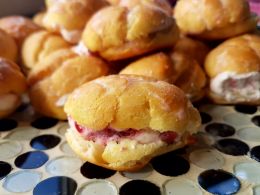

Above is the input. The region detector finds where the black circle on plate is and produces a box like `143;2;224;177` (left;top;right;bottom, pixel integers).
200;112;212;124
235;105;257;114
80;162;116;179
250;145;260;162
119;180;161;195
0;119;18;131
30;134;61;150
15;151;48;169
31;117;59;129
252;115;260;127
151;151;190;176
15;103;29;112
205;123;235;137
33;176;77;195
198;169;240;195
0;161;12;180
215;138;250;156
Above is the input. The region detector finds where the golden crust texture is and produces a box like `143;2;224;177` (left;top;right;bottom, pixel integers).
28;48;110;119
65;74;201;133
0;29;18;62
66;127;188;171
120;52;207;102
174;0;258;40
82;5;179;61
205;34;260;78
0;58;27;118
174;36;210;65
0;16;41;48
22;30;71;69
43;0;108;43
107;0;172;15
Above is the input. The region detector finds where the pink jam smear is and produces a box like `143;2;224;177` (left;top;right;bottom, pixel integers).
70;117;178;145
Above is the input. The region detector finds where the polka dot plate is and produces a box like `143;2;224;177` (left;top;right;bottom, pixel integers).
0;104;259;195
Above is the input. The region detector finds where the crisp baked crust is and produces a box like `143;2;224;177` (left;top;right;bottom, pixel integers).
43;0;108;43
28;48;109;119
0;16;41;48
82;5;179;60
205;34;260;78
65;74;201;133
174;0;258;40
22;30;71;69
0;29;18;62
0;58;27;118
120;52;207;102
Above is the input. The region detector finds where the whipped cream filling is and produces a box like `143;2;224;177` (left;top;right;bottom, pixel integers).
210;72;260;102
72;42;89;56
68;117;180;146
60;28;82;44
0;93;19;111
55;94;69;107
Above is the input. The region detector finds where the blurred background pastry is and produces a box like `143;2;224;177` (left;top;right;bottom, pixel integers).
106;0;173;15
64;74;201;171
33;11;46;27
0;58;27;118
174;36;210;66
0;16;41;49
82;3;179;61
28;48;110;120
43;0;108;44
204;34;260;105
0;29;18;62
120;51;207;102
22;30;71;69
174;0;258;40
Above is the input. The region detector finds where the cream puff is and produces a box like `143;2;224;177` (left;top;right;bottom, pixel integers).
120;52;207;102
22;30;71;69
82;4;179;61
0;29;18;62
204;34;260;105
0;58;27;118
0;16;41;48
28;48;110;120
64;74;201;171
43;0;108;43
174;0;258;40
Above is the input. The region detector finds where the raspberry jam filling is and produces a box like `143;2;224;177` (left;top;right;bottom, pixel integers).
69;117;179;145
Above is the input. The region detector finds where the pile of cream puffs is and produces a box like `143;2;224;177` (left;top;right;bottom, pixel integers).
0;0;259;171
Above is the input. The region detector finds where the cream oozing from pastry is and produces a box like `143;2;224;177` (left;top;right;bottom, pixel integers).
0;93;19;111
72;42;89;56
60;28;81;43
210;72;260;102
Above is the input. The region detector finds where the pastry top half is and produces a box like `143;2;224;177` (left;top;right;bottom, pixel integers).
22;30;71;69
43;0;108;43
174;0;258;40
0;29;18;62
28;48;110;119
65;74;201;133
0;16;41;48
82;4;179;60
205;34;260;78
204;34;260;104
